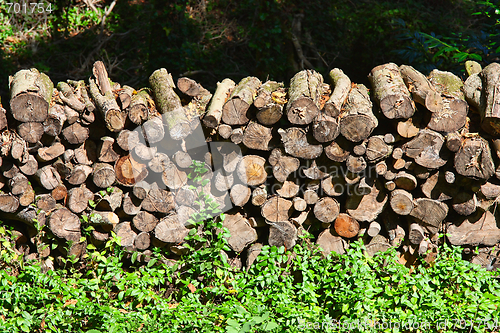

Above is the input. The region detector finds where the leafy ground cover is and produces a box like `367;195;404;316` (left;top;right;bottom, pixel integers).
0;225;499;332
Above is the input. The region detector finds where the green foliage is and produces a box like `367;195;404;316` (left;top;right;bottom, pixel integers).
0;210;499;333
395;0;500;75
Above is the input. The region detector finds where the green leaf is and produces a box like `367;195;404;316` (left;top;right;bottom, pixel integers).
131;251;138;264
264;321;279;331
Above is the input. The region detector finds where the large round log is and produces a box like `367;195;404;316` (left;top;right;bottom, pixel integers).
222;77;261;125
114;155;148;186
49;208;81;242
368;62;415;119
9;68;53;122
261;196;292;222
339;84;378;142
237;155;267;186
286;70;323;125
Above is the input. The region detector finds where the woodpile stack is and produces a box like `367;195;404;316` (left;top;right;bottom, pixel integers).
3;60;500;270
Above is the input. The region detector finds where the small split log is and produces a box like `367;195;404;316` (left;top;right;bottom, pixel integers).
230;184;251;207
242;122;273;151
90;62;126;132
324;68;351;117
133;211;159;233
390;189;413;215
48;208;81;242
316;228;346;256
254;81;286;126
203;78;235;128
399;65;442;112
222;213;258;252
447;211;500;246
154;214;189;243
92;163;116;188
276;181;300;198
268;148;300;183
278;127;323;159
267;221;297;249
454;136;495;180
115;155;148;186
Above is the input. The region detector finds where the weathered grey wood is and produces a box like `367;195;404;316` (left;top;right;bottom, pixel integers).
324;68;351;117
222;213;258;252
268;148;300;183
369;63;415;119
142;116;165;144
92;163;116;188
316;228;346;256
62;122;89;145
97;137;120;163
242;122;272;150
48;208;81;242
254;81;285;126
452;192;477;216
400;65;442;112
410;198;448;229
390;189;413;215
127;89;149;125
222;76;261;125
162;162;188;190
230;184;251;207
286;70;323;125
261;196;292;222
203;78;235;128
114;222;137;250
9;68;53;122
67;185;94;214
133;211;159;233
268;221;297;249
447;211;500;246
149;68;191;140
366;136;392;163
57;81;85;112
141;184;174;214
402;129;447;169
18;122;44;143
454;136;495;180
90;62;126;132
154;214;189;243
278;127;322;159
346;180;387;222
276;181;300;198
339;84;377;142
116;129;140;151
37;142;65;162
313;197;340;223
34;165;61;190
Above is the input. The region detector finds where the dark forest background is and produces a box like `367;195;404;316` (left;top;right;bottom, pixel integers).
1;0;499;100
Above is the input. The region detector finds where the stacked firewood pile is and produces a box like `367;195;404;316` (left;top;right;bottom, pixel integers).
2;60;500;270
